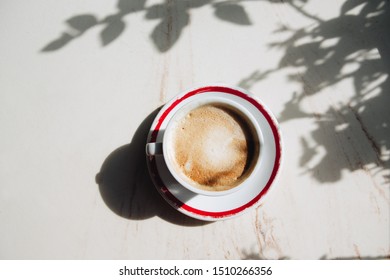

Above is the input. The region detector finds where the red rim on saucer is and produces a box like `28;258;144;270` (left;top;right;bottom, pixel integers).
146;85;282;221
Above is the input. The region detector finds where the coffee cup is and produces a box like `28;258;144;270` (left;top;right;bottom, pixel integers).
146;87;263;196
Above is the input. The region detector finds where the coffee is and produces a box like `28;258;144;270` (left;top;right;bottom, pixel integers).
170;103;259;192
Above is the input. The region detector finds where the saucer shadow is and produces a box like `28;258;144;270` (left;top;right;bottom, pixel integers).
95;107;211;226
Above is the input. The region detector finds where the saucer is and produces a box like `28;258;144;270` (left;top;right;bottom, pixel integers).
146;85;282;221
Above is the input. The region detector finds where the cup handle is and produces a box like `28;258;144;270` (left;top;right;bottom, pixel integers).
146;142;163;156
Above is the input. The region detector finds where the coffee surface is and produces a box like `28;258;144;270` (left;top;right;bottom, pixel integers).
172;104;258;191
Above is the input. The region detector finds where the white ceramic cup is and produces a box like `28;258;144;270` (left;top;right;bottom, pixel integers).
146;90;263;196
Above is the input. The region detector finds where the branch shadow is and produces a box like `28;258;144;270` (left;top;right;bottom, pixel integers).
240;0;390;184
240;250;390;260
95;106;210;226
320;254;390;260
42;0;147;51
41;0;253;53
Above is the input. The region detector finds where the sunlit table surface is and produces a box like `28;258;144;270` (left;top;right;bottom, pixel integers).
1;0;389;259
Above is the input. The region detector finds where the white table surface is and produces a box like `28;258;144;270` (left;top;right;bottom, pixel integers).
1;0;389;259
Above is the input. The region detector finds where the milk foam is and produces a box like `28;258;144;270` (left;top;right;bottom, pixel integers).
171;104;258;191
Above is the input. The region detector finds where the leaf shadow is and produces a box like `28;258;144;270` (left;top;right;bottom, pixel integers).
41;0;253;53
239;0;390;184
42;14;98;51
213;2;252;25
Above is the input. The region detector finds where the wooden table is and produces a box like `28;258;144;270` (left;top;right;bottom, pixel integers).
1;0;389;259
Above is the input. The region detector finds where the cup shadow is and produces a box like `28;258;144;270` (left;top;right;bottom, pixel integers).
95;106;211;226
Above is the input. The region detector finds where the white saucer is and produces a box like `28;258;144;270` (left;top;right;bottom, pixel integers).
146;85;282;221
